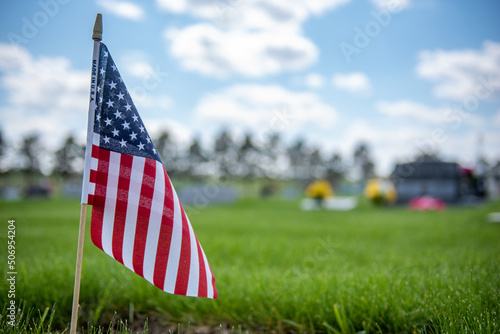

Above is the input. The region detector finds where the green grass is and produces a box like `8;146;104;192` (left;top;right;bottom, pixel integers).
0;197;499;333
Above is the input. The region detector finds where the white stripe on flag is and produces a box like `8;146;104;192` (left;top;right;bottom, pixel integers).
122;156;146;270
88;182;95;197
91;157;98;170
92;133;100;145
81;133;100;204
163;185;183;293
101;151;121;256
185;216;200;297
142;161;166;283
87;156;98;198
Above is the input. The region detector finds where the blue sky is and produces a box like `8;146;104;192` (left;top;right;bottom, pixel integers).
0;0;499;175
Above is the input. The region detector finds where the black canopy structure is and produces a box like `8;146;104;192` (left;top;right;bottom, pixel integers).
391;156;463;204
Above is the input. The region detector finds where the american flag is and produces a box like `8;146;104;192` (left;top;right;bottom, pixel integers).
82;43;217;299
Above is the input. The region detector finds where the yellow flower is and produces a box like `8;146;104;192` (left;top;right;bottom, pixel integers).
364;178;397;204
306;179;334;199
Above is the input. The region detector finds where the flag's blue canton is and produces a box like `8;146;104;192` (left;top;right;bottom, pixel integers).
94;43;161;162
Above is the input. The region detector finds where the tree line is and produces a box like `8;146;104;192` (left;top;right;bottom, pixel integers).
0;128;377;186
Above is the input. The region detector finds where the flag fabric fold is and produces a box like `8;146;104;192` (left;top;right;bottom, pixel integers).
82;42;217;299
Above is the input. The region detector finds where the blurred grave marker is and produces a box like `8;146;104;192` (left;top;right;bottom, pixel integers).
178;184;238;206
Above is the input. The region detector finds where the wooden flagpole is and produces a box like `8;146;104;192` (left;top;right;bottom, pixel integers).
70;13;102;334
69;204;87;334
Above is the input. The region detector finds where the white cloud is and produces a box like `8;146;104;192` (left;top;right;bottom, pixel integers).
376;99;485;127
332;72;372;96
416;41;500;101
376;100;444;123
304;73;325;89
116;51;172;115
320;118;500;176
144;118;193;149
193;84;338;135
159;0;352;78
316;120;427;175
96;0;145;21
133;94;173;115
126;61;154;79
0;43;89;147
156;0;350;30
370;0;411;12
120;50;156;79
434;130;500;168
0;47;88;110
494;110;500;126
0;43;178;172
165;24;318;78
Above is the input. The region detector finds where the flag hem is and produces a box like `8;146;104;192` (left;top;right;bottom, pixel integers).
81;40;102;204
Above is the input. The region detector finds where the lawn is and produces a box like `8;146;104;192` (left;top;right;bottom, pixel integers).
0;197;499;333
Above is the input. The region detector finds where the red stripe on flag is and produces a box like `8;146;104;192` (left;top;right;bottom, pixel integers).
90;148;111;251
132;158;157;277
92;144;100;158
174;205;192;296
210;262;218;299
152;170;175;290
111;154;133;264
90;169;97;183
195;237;208;298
